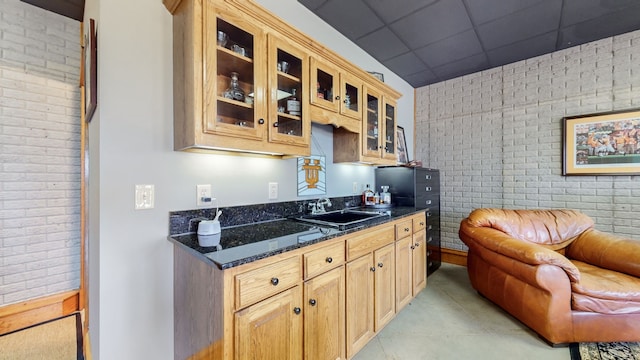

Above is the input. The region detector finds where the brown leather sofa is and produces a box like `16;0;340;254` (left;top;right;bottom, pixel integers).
458;208;640;345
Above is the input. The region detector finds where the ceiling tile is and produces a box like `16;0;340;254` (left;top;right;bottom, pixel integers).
464;0;546;25
363;0;437;24
561;0;639;26
414;30;483;68
315;0;384;39
297;0;328;11
356;27;410;61
476;0;561;49
431;53;489;81
382;52;427;77
486;31;557;67
389;0;472;49
559;6;640;48
403;69;439;88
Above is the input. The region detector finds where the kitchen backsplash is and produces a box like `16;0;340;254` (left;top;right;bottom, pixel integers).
169;195;362;235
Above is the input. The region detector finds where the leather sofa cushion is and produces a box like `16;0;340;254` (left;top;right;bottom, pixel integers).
571;260;640;314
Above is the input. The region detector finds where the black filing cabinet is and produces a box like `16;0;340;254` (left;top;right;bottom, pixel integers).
375;166;441;275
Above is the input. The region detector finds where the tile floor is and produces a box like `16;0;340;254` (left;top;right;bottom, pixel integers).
353;263;570;360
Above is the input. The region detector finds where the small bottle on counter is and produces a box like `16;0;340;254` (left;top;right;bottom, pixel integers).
381;186;391;205
362;184;375;206
373;192;380;204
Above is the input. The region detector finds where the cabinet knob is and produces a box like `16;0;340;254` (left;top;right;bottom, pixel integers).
377;262;383;268
273;122;279;127
404;227;410;232
258;118;265;124
309;299;317;306
410;245;415;250
370;267;376;272
415;242;420;247
335;95;340;100
420;222;425;226
325;257;333;263
293;307;301;315
270;277;279;286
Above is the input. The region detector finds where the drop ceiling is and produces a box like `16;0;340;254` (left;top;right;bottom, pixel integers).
298;0;640;88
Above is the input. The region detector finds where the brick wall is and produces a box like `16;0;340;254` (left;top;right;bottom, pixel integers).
0;0;81;305
416;30;640;251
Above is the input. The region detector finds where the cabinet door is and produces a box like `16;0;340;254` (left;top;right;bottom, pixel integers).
267;35;310;148
339;72;362;120
310;58;340;113
235;286;302;360
345;254;374;358
205;9;267;141
412;229;427;295
395;236;413;312
304;267;345;360
362;86;382;158
382;99;397;161
374;244;395;331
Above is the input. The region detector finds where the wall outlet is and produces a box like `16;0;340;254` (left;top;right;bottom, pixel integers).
268;182;278;200
135;184;155;210
196;184;212;206
353;182;359;194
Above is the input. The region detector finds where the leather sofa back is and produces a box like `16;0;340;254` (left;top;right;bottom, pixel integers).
465;208;594;248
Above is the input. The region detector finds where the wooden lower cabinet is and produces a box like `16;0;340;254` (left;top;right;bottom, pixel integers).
412;229;427;295
345;243;395;358
304;266;345;360
235;286;303;360
395;235;413;311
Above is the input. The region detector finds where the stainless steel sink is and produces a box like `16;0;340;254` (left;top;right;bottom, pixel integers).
294;209;390;230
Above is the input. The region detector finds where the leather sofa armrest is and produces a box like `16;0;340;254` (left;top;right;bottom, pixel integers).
460;224;581;282
567;229;640;278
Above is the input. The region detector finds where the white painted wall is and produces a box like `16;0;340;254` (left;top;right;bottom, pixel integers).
85;0;414;358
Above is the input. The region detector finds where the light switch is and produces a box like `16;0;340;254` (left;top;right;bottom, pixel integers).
135;184;155;210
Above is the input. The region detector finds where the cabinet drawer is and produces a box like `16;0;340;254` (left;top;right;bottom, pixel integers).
304;241;345;279
412;215;426;233
235;256;301;310
347;224;394;260
395;219;413;240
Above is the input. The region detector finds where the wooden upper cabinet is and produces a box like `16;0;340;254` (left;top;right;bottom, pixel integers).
267;34;310;148
206;11;266;141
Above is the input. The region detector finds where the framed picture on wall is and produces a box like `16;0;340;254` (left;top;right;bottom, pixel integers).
396;126;408;164
562;109;640;175
84;18;97;122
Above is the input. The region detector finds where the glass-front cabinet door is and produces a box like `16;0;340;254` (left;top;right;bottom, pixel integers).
363;87;382;158
382;100;397;160
310;58;339;113
268;35;310;147
205;11;266;141
340;72;362;120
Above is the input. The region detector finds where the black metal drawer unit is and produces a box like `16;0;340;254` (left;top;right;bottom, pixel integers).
375;166;441;275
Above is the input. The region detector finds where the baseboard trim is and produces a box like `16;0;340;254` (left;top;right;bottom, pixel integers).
441;248;468;267
0;290;79;335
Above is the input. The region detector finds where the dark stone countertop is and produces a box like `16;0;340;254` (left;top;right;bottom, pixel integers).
168;206;424;270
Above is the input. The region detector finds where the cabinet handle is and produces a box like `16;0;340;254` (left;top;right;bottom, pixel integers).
425;187;432;191
273;122;279;127
425;175;432;180
293;307;301;315
428;236;433;243
378;262;383;268
270;277;279;286
325;256;333;263
309;299;317;306
428;225;433;230
258;118;264;124
427;212;432;217
426;200;432;205
370;267;376;272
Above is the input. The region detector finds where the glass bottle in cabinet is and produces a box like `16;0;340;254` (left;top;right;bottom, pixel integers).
268;35;309;147
207;14;265;141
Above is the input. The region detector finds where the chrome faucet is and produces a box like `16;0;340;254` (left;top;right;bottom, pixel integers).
308;197;332;215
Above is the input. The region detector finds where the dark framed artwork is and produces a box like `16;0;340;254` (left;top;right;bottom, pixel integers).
396;126;408;164
562;109;640;175
84;18;97;122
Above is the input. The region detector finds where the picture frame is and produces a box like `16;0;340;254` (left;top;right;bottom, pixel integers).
562;109;640;175
84;18;97;123
396;126;409;164
368;71;384;82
